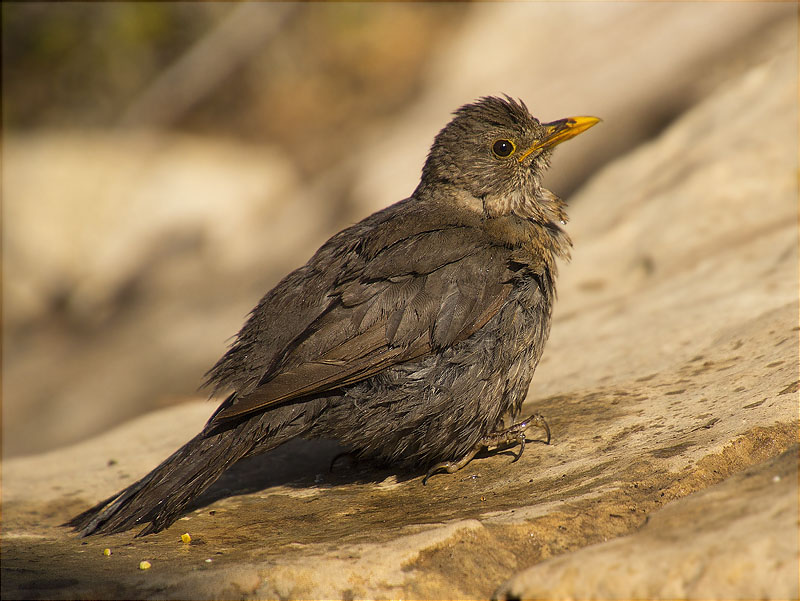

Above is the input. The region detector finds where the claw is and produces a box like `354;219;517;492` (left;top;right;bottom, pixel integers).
422;413;551;484
511;436;525;463
535;414;552;445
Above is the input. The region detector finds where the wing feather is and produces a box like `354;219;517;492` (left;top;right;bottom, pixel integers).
207;208;517;426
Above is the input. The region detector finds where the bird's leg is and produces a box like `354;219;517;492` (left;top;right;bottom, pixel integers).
423;413;551;485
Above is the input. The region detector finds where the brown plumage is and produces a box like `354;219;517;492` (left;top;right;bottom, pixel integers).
67;96;599;537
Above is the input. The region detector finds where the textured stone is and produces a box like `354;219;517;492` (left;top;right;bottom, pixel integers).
496;448;798;600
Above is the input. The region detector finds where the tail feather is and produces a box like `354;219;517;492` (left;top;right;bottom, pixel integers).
67;426;258;537
67;396;325;537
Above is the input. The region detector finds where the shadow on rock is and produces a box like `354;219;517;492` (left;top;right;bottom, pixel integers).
190;438;415;511
189;435;552;514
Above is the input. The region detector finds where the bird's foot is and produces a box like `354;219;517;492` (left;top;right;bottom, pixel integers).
422;413;551;485
485;412;551;460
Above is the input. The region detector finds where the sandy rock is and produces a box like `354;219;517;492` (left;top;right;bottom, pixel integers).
2;13;798;601
495;448;798;600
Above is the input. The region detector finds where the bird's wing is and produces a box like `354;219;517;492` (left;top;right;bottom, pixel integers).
207;222;515;426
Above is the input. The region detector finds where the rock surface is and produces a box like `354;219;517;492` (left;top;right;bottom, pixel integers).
2;13;798;601
496;448;798;600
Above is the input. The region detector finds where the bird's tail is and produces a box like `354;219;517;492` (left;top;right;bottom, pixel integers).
66;417;276;537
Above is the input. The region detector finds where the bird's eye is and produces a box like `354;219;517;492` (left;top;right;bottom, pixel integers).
492;139;515;158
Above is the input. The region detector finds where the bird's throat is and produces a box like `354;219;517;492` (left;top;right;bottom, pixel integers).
483;187;572;263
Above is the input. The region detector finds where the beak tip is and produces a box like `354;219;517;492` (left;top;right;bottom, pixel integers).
568;115;602;128
519;115;601;161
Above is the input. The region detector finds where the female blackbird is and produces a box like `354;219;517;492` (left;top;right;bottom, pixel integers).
69;96;598;536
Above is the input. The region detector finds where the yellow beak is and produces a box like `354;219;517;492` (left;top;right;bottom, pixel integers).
518;116;601;162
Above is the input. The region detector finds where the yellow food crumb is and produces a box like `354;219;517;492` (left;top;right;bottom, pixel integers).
181;533;191;544
103;548;112;556
139;560;152;570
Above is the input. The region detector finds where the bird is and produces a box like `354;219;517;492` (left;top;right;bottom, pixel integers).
67;96;599;537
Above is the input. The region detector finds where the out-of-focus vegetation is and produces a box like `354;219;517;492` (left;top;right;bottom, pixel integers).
3;4;225;126
2;3;465;173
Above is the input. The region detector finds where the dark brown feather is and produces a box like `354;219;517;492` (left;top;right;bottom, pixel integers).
208;230;514;424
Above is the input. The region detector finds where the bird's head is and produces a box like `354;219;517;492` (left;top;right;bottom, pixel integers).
419;96;599;221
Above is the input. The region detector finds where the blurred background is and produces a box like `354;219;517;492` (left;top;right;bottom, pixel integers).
2;2;794;457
